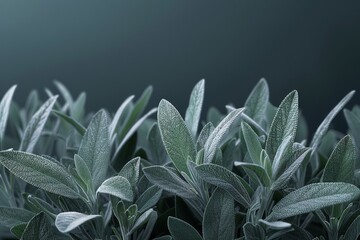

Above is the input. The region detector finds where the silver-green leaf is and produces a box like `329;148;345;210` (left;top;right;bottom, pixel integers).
158;99;196;175
0;85;16;146
168;217;202;240
185;79;205;138
268;182;360;220
244;78;269;122
96;176;134;202
55;211;101;233
0;150;79;198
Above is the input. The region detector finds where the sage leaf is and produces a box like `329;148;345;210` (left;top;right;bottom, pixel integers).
96;176;134;202
271;148;311;190
119;157;140;188
235;162;271;187
143;165;198;199
265;90;298;160
258;219;291;230
196;163;251;208
21;212;61;240
55;211;101;233
0;85;16;146
79;109;110;189
0;207;34;228
203;188;234;240
0;150;79;198
244;78;269;122
109;95;134;139
243;223;266;240
196;122;214;151
74;154;91;187
268;182;360;220
135;185;163;213
158;99;196;175
168;217;202;240
20;95;58;153
52;110;86;136
185;79;205;138
204;107;245;163
322;135;355;183
310;91;355;154
241;122;262;165
342;215;360;240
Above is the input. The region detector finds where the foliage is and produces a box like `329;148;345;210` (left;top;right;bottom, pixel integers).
0;80;359;240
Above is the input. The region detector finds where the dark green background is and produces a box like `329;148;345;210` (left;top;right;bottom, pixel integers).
1;1;360;133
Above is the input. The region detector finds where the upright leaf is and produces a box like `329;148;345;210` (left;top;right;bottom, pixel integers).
322;135;355;183
342;215;360;240
241;122;262;165
204;108;245;163
21;212;63;240
158;99;196;175
0;85;16;146
244;78;269;122
185;79;205;138
0;150;79;198
55;211;101;233
196;122;214;151
203;188;234;240
79;110;110;189
243;223;266;240
119;157;140;187
20;96;58;153
310;91;355;154
168;217;202;240
109;95;135;139
265;90;298;160
196;163;251;207
268;182;360;220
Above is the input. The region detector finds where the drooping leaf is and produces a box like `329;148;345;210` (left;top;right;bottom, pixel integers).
310;91;355;154
342;215;360;240
0;85;16;146
244;78;269;122
168;217;202;240
52;110;86;136
55;211;101;233
195;163;251;207
241;122;263;165
0;207;34;228
0;150;79;198
268;182;360;220
204;108;245;163
96;176;134;202
20;95;58;153
203;188;234;240
158;99;196;175
79;109;110;189
143;165;198;199
185;79;205;138
265;90;298;160
322;135;355;183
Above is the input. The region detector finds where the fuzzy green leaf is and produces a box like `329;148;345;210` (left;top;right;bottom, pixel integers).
158;99;196;175
310;91;355;154
79;109;111;189
74;154;91;187
143;165;198;199
241;122;263;165
265;90;298;160
55;211;101;233
0;207;34;228
244;78;269;122
96;176;134;202
20;95;58;153
243;223;265;240
196;163;251;207
235;162;271;187
168;217;202;240
204;108;245;163
109;95;134;139
203;188;234;240
135;185;163;213
268;182;360;220
342;215;360;240
21;212;60;240
52;110;86;136
0;150;79;198
322;135;355;183
0;85;16;146
185;79;205;138
119;157;140;188
258;219;291;230
196;122;214;151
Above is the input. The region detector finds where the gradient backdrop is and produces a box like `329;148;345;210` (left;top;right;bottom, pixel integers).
1;1;360;133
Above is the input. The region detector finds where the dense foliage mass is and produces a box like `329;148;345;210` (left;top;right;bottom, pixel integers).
0;80;359;240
